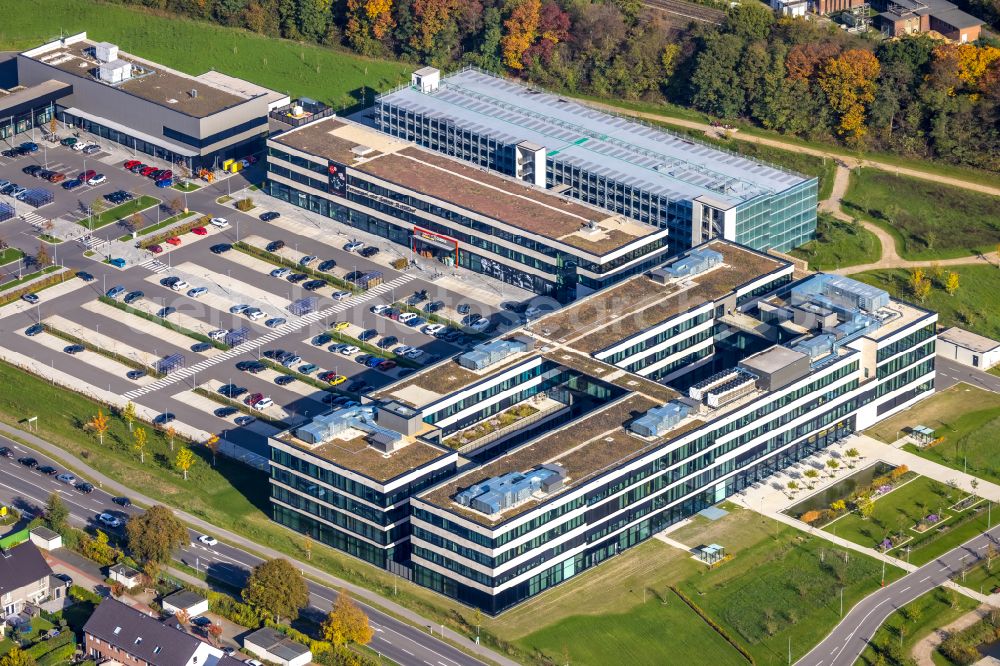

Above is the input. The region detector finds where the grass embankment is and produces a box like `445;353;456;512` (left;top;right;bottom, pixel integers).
0;248;25;265
97;296;229;350
41;324;164;377
856;587;978;666
0;265;62;291
842;169;1000;261
855;267;1000;340
789;212;881;270
0;0;411;109
83;196;160;230
867;384;1000;487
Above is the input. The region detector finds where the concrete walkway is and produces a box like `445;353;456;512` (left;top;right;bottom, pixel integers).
0;419;517;666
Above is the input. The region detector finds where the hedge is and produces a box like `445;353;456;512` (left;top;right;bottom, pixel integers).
138;213;208;249
233;242;362;294
192;387;290;429
42;324;165;378
0;268;71;307
26;630;75;659
670;586;755;665
38;642;77;666
69;585;102;605
98;296;229;350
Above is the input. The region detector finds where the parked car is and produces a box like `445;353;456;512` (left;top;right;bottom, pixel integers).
377;336;399;349
123;290;143;304
129;163;147;173
358;329;378;342
140;166;156;177
170;279;189;291
260;211;280;222
157;306;176;317
165;236;182;246
123;159;140;169
61;178;81;190
218;384;247;398
360;247;380;258
191;342;212;352
149;244;163;254
187;287;208;298
298;363;318;374
214;406;239;418
153;412;176;425
155;178;173;188
76;271;95;282
287;273;308;284
82;144;101;155
87;174;106;186
21;293;39;304
126;370;146;380
191;226;208;235
25;324;44;337
377;360;397;371
252;397;274;410
275;375;296;386
299;255;318;266
229;304;250;314
234;416;256;426
266;240;285;252
344;241;364;252
80;170;97;182
270;267;291;278
61;137;79;147
208;329;228;341
332;291;351;300
317;259;337;272
210;217;229;228
265;318;287;328
63;345;85;355
210;243;232;255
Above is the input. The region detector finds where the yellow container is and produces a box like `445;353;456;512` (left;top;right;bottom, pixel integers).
232;162;242;173
222;159;234;171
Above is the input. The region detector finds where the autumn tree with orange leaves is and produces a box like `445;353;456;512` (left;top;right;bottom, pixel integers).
345;0;395;56
818;49;880;147
501;0;540;70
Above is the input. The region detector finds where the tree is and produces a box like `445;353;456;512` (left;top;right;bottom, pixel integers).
830;499;847;512
175;447;195;480
205;434;219;466
321;589;373;646
206;622;223;645
724;2;773;41
90;197;106;231
944;271;960;295
89;410;110;445
133;427;148;463
174;609;190;627
345;0;395;56
304;536;312;561
170;197;184;215
857;494;875;520
690;34;746;119
0;646;37;666
913;277;932;303
818;49;881;146
501;0;540;70
123;401;136;433
46;492;69;533
35;242;49;268
126;505;187;566
242;559;310;623
787;481;799;491
827;459;840;472
846;447;860;461
166;425;177;452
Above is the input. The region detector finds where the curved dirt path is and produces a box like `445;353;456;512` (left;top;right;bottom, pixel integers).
580;100;1000;197
912;605;990;666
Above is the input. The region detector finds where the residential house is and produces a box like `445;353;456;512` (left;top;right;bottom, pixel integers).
0;542;63;615
243;627;312;666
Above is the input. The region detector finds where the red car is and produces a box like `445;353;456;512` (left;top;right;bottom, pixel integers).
80;170;96;182
149;244;163;254
165;236;182;246
318;371;337;382
191;227;208;236
244;392;263;406
123;160;140;169
140;166;157;177
48;172;66;183
155;170;173;181
377;360;397;371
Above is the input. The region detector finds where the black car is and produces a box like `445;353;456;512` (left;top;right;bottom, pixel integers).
359;247;380;258
76;482;94;493
377;336;398;349
462;313;482;325
302;279;325;291
263;349;285;360
18;457;38;468
424;300;444;313
157;306;176;317
457;303;472;315
153;412;176;425
210;243;231;254
312;334;332;346
347;380;370;392
123;290;143;304
218;384;247;398
235;360;257;371
287;273;308;284
358;329;378;342
25;323;44;336
112;496;132;507
317;260;337;272
38;465;58;475
214;406;239;417
275;375;296;386
64;344;85;354
260;211;280;222
265;240;285;252
161;276;180;287
0;447;12;458
76;271;95;282
22;165;42;176
191;342;212;352
126;370;146;380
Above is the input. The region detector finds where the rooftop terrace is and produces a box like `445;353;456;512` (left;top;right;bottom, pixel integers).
22;35;254;117
270;117;662;256
535;241;788;352
274;431;448;483
377;68;810;206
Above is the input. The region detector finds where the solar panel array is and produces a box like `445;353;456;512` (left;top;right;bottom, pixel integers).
378;68;809;205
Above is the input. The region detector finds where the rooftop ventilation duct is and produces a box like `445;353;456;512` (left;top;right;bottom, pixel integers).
457;339;528;371
630;401;690;438
455;464;567;514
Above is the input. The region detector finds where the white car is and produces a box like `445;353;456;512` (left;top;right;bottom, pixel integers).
270;268;291;278
394;345;416;355
86;174;107;186
370;304;389;315
209;217;229;229
252;397;273;410
423;324;445;335
397;312;417;324
98;513;121;528
170;279;189;292
246;310;268;322
198;535;218;546
339;345;359;355
405;349;426;360
332;291;351;301
187;287;208;298
299;255;318;266
71;141;90;152
469;318;491;332
244;660;264;666
208;329;227;341
344;241;364;252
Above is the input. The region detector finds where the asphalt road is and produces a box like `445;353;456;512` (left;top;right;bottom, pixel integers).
0;434;488;666
798;524;1000;665
935;356;1000;393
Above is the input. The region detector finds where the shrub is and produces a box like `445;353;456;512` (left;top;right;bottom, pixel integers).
26;630;74;659
69;585;103;605
390;258;408;270
207;590;264;629
890;465;909;480
235;198;255;211
800;510;822;523
0;269;70;306
38;642;76;666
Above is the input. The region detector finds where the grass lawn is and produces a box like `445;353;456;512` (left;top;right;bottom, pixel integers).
172;182;201;192
0;0;411;109
0;248;25;265
789;212;881;270
83;196;159;230
510;505;902;666
857;587;978;666
854;267;1000;341
841;169;1000;260
117;211;197;241
0;265;62;291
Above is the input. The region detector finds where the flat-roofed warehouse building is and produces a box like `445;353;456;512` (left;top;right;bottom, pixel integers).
374;67;818;255
269;240;937;614
17;33;284;169
266;116;672;300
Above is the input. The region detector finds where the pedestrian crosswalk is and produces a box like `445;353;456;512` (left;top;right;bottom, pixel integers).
20;211;47;228
80;235;104;250
121;274;413;399
140;258;168;273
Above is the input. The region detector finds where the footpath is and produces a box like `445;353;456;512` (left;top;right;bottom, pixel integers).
0;419;518;666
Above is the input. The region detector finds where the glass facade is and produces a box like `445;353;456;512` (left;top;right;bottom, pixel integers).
0;104;54;140
734;179;818;253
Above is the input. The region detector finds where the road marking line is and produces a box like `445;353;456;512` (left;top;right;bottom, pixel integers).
920;576;930;582
939;566;949;571
900;586;910;592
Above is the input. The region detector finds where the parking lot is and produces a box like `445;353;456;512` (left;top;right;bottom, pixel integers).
0;129;541;459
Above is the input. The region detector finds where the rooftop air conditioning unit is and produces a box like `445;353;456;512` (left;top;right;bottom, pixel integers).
189;89;198;98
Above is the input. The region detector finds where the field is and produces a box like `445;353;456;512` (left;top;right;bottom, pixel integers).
789;212;881;270
857;587;978;666
84;196;160;230
841;169;1000;261
0;0;412;109
511;506;902;666
855;267;1000;341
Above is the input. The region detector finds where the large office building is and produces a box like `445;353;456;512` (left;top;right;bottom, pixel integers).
269;240;936;613
374;68;818;255
266;116;672;300
17;33;287;169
